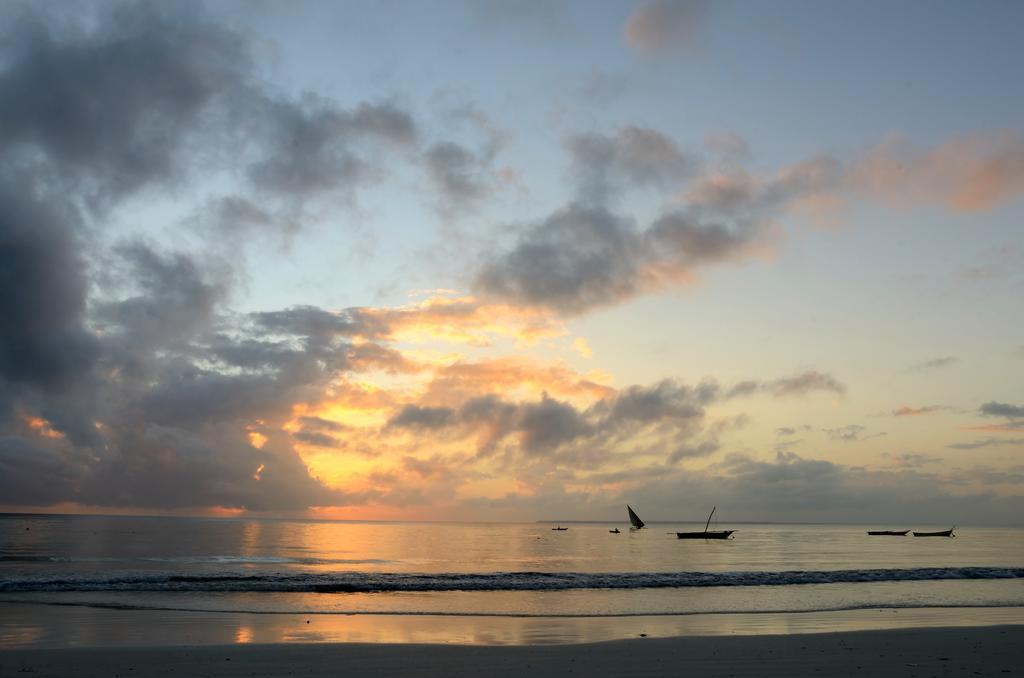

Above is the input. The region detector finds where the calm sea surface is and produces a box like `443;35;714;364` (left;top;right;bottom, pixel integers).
2;514;1023;645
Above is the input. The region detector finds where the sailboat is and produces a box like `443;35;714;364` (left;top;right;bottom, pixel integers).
676;506;735;540
627;505;645;530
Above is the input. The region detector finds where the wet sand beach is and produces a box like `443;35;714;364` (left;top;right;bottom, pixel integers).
2;626;1022;678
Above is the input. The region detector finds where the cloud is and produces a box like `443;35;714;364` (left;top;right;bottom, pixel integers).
979;402;1024;419
849;132;1024;212
728;371;846;399
565;125;696;201
474;202;772;315
823;424;885;443
909;356;958;371
387;405;456;430
624;0;710;55
892;405;947;417
0;3;249;204
948;437;1024;450
0;176;99;392
465;450;1024;525
881;453;942;468
245;98;416;198
704;131;749;159
571;337;594;359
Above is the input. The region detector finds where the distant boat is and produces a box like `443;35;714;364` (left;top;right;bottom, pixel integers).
677;506;735;540
551;526;568;531
913;527;955;537
627;505;645;530
609;528;620;534
867;529;909;536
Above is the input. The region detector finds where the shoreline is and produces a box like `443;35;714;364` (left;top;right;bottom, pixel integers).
2;626;1022;677
2;601;1023;648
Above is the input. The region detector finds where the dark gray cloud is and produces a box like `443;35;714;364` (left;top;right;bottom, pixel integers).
0;0;401;510
95;242;227;347
948;437;1024;450
0;176;99;392
423;141;491;207
422;104;509;212
291;430;341;448
727;371;846;399
474;122;821;315
386;378;726;466
768;371;847;398
246;99;416;197
0;3;249;204
387;405;456;430
474;204;646;314
979;402;1024;420
685;155;842;217
566;125;696;202
252;306;386;344
474;201;771;315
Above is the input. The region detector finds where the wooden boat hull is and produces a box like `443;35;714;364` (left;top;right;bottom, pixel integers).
867;530;909;535
677;530;734;540
913;528;954;537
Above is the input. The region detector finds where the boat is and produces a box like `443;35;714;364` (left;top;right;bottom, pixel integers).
551;526;568;531
867;530;909;536
913;527;955;537
627;505;645;530
609;528;620;534
677;506;735;540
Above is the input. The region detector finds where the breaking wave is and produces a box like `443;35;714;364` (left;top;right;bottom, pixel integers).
2;566;1022;594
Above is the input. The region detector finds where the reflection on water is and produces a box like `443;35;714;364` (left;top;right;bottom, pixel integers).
6;517;1021;576
2;516;1022;648
2;603;1022;649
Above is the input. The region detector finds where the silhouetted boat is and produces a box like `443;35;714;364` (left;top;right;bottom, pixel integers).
867;530;909;536
913;527;955;537
609;528;620;534
627;505;645;530
677;506;735;540
551;526;568;531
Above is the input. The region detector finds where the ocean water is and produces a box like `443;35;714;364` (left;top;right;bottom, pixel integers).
2;514;1023;646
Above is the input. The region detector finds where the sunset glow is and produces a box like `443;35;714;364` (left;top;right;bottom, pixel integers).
0;0;1021;526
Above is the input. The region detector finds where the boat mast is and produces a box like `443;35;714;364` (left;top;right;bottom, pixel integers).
704;506;716;533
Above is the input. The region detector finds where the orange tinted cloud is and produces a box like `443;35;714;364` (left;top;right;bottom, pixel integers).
362;295;565;347
23;415;64;440
850;132;1024;212
420;356;615;406
892;405;946;417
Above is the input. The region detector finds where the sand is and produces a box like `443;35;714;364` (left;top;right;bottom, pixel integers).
2;626;1022;677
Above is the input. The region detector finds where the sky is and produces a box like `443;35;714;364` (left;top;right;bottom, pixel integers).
1;0;1022;524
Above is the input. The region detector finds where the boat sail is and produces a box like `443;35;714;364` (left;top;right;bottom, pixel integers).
627;505;645;530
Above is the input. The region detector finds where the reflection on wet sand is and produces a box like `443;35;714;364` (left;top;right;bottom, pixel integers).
2;603;1023;649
